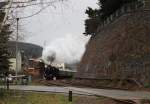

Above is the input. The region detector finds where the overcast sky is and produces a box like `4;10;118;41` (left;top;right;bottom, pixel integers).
16;0;98;63
20;0;98;46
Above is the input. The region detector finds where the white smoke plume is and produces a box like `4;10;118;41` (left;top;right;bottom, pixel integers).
42;34;90;64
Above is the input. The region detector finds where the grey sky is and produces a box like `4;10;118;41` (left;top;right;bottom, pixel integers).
20;0;98;46
16;0;98;63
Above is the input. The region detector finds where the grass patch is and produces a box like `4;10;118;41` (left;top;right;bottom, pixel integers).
0;91;72;104
0;90;106;104
144;83;150;88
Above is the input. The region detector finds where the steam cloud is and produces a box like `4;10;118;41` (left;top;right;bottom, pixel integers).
42;34;90;64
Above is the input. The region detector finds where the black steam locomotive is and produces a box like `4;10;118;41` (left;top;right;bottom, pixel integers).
44;65;59;80
27;59;76;80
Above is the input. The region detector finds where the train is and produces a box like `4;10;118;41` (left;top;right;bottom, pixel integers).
24;58;76;79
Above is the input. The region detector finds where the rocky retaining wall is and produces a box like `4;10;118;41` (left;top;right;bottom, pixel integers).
76;9;150;84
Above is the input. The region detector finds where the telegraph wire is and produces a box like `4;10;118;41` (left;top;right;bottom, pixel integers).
1;0;64;20
8;3;55;20
0;0;64;10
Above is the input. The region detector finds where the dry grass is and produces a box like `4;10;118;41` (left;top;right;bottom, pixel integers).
0;91;71;104
0;90;116;104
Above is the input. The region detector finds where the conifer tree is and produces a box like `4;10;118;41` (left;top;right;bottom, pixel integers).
0;2;11;75
84;0;137;36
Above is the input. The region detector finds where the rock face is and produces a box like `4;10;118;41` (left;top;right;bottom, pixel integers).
76;2;150;83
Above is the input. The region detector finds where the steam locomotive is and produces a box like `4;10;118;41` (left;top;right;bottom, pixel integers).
44;65;59;80
25;59;76;79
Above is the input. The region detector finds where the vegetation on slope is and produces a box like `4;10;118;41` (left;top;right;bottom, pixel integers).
84;0;137;36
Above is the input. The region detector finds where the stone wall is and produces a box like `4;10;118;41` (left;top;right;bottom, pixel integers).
76;8;150;83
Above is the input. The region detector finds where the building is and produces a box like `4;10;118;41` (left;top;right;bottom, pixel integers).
8;41;43;73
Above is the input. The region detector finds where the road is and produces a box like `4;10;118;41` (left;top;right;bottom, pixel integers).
1;85;150;100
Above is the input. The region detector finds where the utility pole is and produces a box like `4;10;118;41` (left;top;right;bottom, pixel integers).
16;17;19;76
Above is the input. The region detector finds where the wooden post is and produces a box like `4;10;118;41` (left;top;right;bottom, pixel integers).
6;77;9;90
68;90;72;102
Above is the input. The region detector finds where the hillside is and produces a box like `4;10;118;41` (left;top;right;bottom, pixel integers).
76;2;150;84
7;41;43;59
